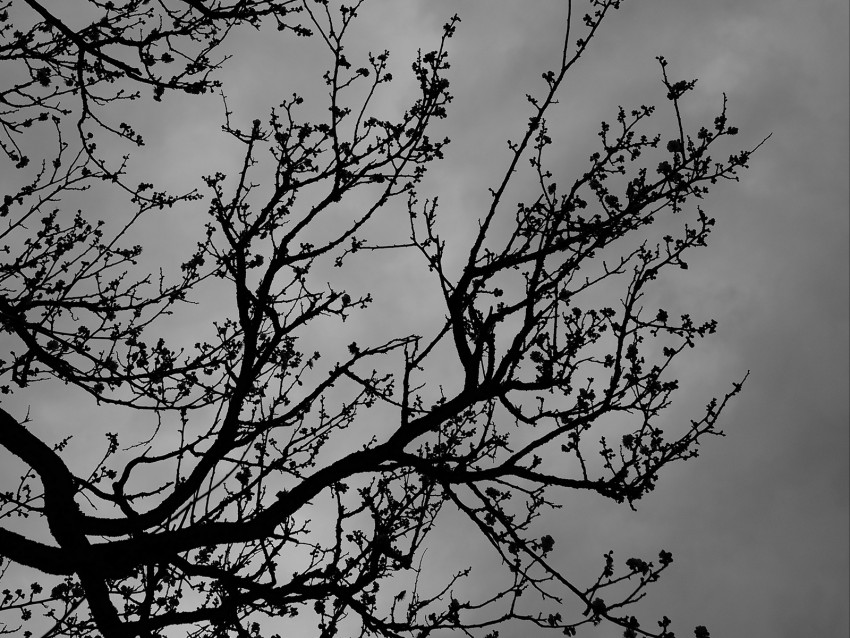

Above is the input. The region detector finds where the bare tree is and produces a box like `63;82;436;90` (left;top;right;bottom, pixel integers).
0;1;764;636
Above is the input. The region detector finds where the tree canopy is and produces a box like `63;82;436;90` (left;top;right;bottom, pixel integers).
0;1;762;636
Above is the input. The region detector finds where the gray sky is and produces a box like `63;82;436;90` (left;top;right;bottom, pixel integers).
2;1;848;636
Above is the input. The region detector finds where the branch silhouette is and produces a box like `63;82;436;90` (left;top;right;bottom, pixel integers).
0;1;764;636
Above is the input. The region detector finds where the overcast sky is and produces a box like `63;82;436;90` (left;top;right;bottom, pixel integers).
2;1;848;636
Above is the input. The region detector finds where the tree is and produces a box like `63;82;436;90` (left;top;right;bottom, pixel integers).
0;1;763;636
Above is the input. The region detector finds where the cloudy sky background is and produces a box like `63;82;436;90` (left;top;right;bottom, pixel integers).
1;0;847;636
